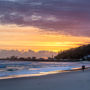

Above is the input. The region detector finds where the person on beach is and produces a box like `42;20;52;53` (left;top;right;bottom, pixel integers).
82;65;85;72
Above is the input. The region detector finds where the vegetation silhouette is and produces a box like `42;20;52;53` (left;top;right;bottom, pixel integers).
55;44;90;61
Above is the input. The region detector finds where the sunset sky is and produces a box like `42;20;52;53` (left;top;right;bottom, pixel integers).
0;0;90;52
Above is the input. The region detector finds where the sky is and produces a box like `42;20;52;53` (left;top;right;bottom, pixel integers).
0;0;90;55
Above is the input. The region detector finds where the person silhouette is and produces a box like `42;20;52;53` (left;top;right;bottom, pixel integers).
82;65;85;72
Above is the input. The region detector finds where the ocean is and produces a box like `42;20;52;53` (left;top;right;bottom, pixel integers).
0;60;90;79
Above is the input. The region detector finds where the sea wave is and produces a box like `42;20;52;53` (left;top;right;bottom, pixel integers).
0;60;90;79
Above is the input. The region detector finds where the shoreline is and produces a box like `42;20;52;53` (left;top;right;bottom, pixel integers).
0;59;89;62
0;68;90;90
0;67;88;80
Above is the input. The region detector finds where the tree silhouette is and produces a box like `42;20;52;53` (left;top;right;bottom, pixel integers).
55;44;90;61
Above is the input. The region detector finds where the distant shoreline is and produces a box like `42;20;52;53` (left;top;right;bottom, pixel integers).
0;59;88;62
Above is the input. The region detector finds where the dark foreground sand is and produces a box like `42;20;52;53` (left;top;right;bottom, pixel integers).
0;69;90;90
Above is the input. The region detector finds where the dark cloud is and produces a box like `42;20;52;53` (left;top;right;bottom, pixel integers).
0;0;90;36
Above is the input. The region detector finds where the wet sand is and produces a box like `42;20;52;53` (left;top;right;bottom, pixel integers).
0;69;90;90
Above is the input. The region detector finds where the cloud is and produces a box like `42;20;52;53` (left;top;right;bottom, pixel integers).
0;49;57;58
0;0;90;36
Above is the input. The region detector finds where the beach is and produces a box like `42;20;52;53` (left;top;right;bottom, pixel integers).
0;69;90;90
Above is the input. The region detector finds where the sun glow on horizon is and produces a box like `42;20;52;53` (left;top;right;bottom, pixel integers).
0;24;90;52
